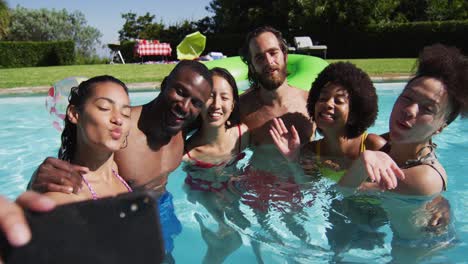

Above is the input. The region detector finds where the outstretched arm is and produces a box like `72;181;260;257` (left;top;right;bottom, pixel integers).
338;150;405;190
28;157;88;194
269;118;301;161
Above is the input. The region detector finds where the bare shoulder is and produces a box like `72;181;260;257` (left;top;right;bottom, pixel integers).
239;90;258;115
398;164;447;196
239;123;249;134
239;89;256;103
365;133;387;151
288;86;309;100
298;88;309;99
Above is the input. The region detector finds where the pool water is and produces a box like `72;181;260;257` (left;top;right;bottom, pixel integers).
0;83;467;263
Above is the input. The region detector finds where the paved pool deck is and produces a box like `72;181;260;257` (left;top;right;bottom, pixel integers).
0;75;411;96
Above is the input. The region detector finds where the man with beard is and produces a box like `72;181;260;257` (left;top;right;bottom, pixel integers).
228;28;318;260
239;26;315;146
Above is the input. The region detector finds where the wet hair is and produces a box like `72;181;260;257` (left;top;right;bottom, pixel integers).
409;44;468;125
160;60;213;92
239;26;288;89
307;62;378;138
211;67;241;128
58;75;129;162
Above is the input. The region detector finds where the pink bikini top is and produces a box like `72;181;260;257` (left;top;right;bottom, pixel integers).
81;169;133;200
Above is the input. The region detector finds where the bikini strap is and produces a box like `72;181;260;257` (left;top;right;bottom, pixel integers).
112;169;133;192
402;144;438;168
315;140;321;161
360;131;368;153
424;164;447;191
402;143;446;191
185;147;194;160
81;174;98;200
81;169;132;200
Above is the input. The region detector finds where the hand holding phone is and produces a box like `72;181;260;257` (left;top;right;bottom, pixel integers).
1;191;164;264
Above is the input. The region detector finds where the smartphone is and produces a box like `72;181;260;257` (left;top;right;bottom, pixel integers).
1;190;165;264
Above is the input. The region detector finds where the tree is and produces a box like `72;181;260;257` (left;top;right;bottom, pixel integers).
118;12;198;42
205;0;468;36
192;16;216;34
0;0;9;39
7;6;102;57
119;12;164;41
206;0;293;34
425;0;468;21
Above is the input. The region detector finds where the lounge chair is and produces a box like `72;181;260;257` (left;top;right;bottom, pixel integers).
293;36;327;59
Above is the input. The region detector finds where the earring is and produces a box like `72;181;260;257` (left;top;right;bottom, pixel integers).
121;135;128;149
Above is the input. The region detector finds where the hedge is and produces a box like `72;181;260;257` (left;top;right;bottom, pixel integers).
0;41;75;68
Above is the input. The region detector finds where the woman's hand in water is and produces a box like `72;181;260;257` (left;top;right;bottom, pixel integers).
0;192;55;262
339;150;405;190
425;195;450;234
269;118;301;161
360;151;405;190
30;157;88;194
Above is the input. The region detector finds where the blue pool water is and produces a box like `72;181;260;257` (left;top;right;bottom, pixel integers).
0;83;467;263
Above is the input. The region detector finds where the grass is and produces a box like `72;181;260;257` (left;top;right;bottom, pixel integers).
0;58;416;89
330;58;417;76
0;64;175;89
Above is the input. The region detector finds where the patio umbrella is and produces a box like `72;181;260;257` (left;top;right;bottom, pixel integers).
177;31;206;60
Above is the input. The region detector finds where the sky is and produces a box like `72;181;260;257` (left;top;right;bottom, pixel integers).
7;0;212;56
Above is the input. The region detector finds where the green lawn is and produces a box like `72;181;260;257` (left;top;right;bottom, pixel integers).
0;64;175;89
0;58;416;89
330;58;417;75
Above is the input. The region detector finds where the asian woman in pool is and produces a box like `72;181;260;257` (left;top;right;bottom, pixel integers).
182;67;250;264
270;62;386;181
183;67;249;189
43;75;132;205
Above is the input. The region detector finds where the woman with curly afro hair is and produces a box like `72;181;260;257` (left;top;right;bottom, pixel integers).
270;62;386;181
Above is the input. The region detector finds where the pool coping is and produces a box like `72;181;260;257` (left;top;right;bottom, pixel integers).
0;75;411;95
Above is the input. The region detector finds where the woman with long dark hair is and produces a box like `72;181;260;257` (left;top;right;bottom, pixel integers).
44;75;132;204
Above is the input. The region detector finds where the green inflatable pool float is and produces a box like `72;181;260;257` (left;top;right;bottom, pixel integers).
204;54;328;91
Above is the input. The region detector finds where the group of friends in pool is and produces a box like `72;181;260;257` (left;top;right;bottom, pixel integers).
1;25;468;263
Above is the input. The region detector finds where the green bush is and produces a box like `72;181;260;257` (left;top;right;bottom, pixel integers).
0;41;75;68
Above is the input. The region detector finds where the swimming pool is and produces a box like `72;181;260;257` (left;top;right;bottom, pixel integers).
0;83;467;263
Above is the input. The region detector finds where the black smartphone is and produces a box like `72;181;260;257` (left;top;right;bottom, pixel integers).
1;190;165;264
